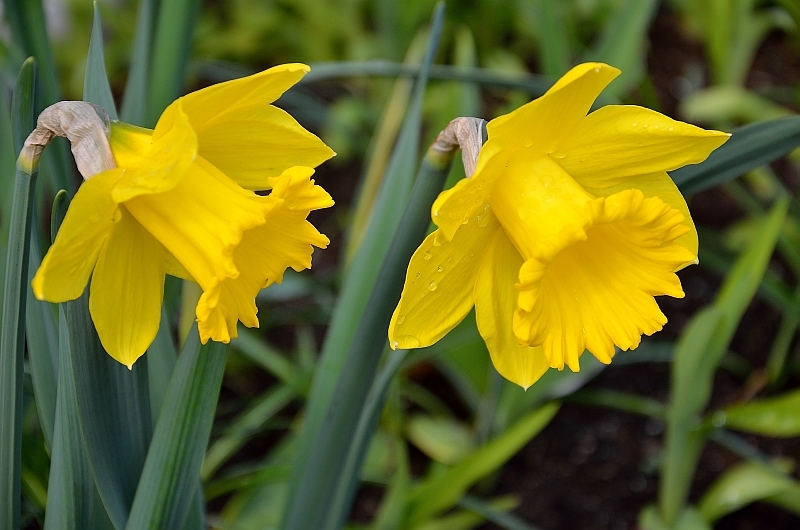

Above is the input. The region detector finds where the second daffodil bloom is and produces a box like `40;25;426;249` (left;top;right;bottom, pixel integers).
389;63;730;389
32;64;334;368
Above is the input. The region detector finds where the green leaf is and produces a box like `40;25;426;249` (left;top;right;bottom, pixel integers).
719;390;800;437
698;462;798;523
2;0;73;194
146;310;177;425
25;228;59;449
42;309;100;530
406;415;475;465
672;116;800;196
146;0;202;126
284;4;447;526
584;0;658;96
202;380;299;481
120;0;158;125
535;0;572;77
125;328;227;530
404;403;559;526
458;495;535;530
659;198;788;525
66;292;153;530
0;57;37;530
639;505;711;530
83;2;118;120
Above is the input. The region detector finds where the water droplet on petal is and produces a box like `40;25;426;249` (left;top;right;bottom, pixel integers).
415;271;421;278
397;315;406;325
668;126;674;132
631;122;638;127
437;266;443;272
427;281;438;291
642;123;649;129
392;341;399;348
424;251;432;261
638;142;644;147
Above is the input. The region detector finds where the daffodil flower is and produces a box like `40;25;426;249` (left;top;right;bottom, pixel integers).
32;64;334;368
389;63;729;389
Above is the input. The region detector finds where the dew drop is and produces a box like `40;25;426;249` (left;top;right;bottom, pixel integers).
424;251;432;261
668;126;674;132
397;315;406;325
642;123;649;129
631;122;638;127
594;67;600;73
392;341;399;349
427;281;438;291
437;266;443;273
446;256;452;262
415;271;421;278
638;142;645;147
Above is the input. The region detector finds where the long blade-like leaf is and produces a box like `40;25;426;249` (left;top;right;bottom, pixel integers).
67;292;153;530
0;57;36;530
286;4;446;520
125;328;227;530
42;309;98;530
84;2;118;119
146;0;202;126
120;0;159;125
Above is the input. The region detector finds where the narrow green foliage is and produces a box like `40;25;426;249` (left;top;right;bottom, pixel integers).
147;0;202;126
672;116;800;195
84;2;119;120
121;0;159;125
458;495;539;530
125;329;227;530
42;309;98;530
404;403;559;526
720;390;800;437
0;57;36;530
285;4;446;523
584;0;658;96
536;0;572;77
659;198;788;524
283;83;454;527
698;462;799;523
146;310;178;425
67;292;152;530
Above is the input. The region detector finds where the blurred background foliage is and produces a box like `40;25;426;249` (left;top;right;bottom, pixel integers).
3;0;800;529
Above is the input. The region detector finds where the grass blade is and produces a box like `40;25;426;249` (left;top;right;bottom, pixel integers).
125;328;228;530
146;0;202;126
672;116;800;195
536;0;572;77
0;57;36;530
67;292;153;530
146;309;177;424
659;198;788;524
121;0;159;125
42;308;97;530
583;0;658;96
84;2;118;120
404;403;559;526
285;3;446;522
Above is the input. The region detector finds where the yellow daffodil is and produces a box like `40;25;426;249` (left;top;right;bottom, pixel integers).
32;64;334;368
389;63;729;389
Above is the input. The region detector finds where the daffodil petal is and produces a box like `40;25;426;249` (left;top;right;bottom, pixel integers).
192;104;334;190
89;207;165;368
124;156;270;290
474;229;549;389
108;121;153;167
196;166;333;343
431;140;507;242
552;105;730;187
389;214;500;350
487;63;620;153
514;189;695;371
31;169;122;303
111;101;198;202
181;63;310;129
584;171;698;260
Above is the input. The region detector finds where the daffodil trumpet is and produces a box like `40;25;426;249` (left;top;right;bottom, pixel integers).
30;64;335;368
389;62;730;389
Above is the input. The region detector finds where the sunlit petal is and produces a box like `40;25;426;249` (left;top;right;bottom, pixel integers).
389;212;500;350
32;169;122;302
89;207;165;368
474;230;550;389
552;105;730;188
